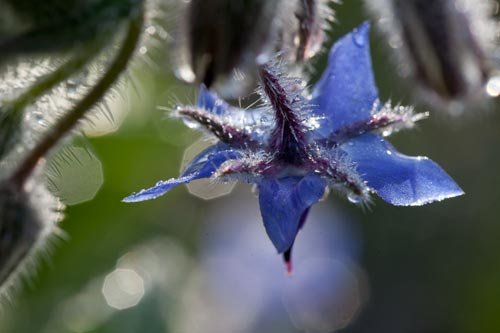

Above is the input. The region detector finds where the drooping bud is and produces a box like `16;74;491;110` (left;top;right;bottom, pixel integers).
172;0;282;97
171;0;335;97
367;0;498;113
0;0;142;63
0;0;84;28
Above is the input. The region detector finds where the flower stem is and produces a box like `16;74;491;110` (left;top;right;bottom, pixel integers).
10;5;144;189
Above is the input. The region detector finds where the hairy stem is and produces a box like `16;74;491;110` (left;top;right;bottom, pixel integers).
0;40;104;159
13;46;103;111
10;5;144;189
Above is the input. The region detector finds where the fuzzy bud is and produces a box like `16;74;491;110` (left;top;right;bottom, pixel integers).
0;0;141;62
172;0;335;97
172;0;282;97
0;179;62;295
0;183;41;287
1;0;84;27
367;0;497;112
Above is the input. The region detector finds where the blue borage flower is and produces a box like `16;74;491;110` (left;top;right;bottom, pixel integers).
124;23;464;272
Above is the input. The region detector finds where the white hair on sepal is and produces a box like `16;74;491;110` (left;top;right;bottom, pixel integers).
0;41;108;167
166;85;275;145
256;59;322;133
0;171;64;304
214;150;271;184
0;58;61;159
315;146;372;207
0;0;153;160
371;99;429;136
330;176;374;212
317;147;374;211
0;58;59;101
0;0;152;299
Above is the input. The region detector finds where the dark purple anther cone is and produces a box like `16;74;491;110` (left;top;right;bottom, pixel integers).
260;65;309;166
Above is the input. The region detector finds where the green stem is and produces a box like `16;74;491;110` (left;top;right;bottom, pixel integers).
11;5;144;189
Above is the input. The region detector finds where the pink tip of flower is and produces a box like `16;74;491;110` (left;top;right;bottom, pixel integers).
286;260;293;276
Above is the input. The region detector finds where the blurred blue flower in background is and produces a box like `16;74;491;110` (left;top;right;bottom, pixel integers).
124;23;463;270
184;189;366;333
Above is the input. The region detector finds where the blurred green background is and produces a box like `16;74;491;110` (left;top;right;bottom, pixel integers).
3;1;500;332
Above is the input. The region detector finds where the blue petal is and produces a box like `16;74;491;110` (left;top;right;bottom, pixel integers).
123;143;239;202
311;22;379;136
181;143;239;176
341;134;464;206
197;84;229;115
258;175;326;253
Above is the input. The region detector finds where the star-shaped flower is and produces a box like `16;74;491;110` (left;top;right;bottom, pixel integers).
124;23;463;271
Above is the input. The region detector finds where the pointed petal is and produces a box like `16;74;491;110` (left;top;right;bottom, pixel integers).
123;143;239;202
122;176;195;202
341;134;464;206
311;22;379;136
283;246;294;275
258;175;326;253
283;207;310;274
181;143;240;176
197;84;230;115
